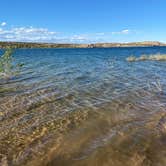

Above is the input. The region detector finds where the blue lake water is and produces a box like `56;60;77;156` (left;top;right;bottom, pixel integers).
0;47;166;165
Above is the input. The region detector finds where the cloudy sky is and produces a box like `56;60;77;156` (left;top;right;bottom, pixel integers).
0;0;166;43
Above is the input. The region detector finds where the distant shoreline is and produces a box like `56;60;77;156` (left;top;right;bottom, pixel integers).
0;41;166;49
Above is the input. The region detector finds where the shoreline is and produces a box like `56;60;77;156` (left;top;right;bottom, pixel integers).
0;41;166;49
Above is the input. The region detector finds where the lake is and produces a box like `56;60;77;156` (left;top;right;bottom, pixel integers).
0;47;166;166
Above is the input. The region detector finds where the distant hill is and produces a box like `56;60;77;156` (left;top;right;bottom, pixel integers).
0;41;166;48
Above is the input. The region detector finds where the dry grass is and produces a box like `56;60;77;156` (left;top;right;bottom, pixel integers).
149;54;166;61
126;54;166;62
126;56;137;62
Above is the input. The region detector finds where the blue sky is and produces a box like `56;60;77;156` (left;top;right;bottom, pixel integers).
0;0;166;43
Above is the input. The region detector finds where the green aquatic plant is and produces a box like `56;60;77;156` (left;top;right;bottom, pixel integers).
0;48;24;77
126;54;166;62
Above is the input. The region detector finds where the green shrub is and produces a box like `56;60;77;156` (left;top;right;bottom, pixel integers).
0;48;24;77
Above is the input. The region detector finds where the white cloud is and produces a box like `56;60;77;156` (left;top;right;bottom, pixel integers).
112;29;131;35
0;23;137;43
121;29;129;34
95;32;105;36
0;26;60;42
1;22;7;26
70;35;89;42
0;26;97;43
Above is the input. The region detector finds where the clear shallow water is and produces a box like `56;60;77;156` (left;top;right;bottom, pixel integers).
0;47;166;166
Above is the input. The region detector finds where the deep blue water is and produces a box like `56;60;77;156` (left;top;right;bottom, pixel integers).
0;47;166;166
1;47;166;97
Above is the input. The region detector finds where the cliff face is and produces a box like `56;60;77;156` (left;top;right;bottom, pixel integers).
0;41;165;48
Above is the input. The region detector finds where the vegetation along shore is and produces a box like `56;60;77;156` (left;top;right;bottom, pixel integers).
0;41;166;49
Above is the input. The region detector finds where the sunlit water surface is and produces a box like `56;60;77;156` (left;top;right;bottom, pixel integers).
0;47;166;166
